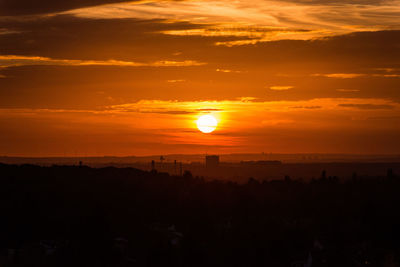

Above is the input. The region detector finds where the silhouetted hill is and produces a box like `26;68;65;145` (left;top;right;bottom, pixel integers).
0;163;399;266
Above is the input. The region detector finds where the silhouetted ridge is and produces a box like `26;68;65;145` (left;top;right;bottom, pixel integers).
0;163;399;266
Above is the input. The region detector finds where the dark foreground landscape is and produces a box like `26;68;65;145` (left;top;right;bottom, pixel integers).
0;163;399;266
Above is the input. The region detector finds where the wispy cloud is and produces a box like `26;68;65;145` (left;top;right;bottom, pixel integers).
270;86;294;91
63;0;400;44
138;110;195;115
102;98;400;117
196;108;224;112
291;105;322;109
2;97;397;116
314;73;400;79
372;74;400;78
0;28;19;35
312;73;365;79
338;103;395;110
216;68;243;73
162;26;324;46
0;55;205;68
336;89;360;92
167;79;186;83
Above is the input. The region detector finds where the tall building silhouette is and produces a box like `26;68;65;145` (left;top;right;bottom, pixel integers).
206;155;219;168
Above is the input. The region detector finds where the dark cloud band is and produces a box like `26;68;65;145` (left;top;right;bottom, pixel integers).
0;0;134;16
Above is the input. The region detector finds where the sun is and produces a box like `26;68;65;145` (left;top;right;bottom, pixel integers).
197;115;218;133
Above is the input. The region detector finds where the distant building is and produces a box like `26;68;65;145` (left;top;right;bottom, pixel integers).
206;155;219;168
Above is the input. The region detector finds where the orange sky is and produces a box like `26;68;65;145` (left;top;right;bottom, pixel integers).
1;0;400;156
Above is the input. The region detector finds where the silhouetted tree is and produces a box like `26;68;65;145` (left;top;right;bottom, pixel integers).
320;170;327;180
183;170;193;179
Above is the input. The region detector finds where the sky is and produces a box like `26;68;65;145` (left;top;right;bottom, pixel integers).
1;0;400;156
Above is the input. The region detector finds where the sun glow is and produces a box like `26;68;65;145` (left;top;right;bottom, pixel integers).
197;114;218;133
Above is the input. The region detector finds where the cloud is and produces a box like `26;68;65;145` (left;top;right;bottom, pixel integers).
63;0;400;44
372;74;400;78
373;68;400;72
238;97;258;102
0;0;136;15
314;72;400;79
1;15;400;107
196;108;223;112
0;55;205;68
312;73;365;79
216;68;242;73
270;86;294;91
2;0;400;47
138;110;195;115
336;89;360;92
105;101;199;115
162;26;321;46
0;28;19;35
0;16;209;61
2;97;396;116
103;98;399;116
338;103;395;110
167;79;186;83
291;106;322;109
